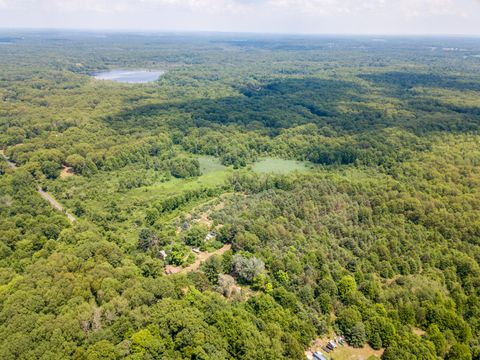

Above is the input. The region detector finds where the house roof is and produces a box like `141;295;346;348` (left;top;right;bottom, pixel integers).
313;351;328;360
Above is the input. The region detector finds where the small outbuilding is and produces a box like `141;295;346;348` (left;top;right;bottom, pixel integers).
326;340;337;350
313;351;328;360
205;231;216;241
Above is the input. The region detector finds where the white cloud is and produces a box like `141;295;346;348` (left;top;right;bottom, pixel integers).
0;0;475;15
0;0;479;34
395;0;459;17
267;0;381;15
262;0;467;17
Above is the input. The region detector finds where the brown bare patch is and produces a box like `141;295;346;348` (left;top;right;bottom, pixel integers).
176;192;248;234
60;166;74;179
195;200;225;227
165;244;231;275
306;336;384;360
412;327;426;337
384;274;401;285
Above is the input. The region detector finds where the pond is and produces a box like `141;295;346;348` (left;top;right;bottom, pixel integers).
93;69;164;83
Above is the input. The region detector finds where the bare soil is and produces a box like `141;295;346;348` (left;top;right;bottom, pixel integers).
60;166;74;179
412;327;426;337
165;244;231;275
37;188;76;223
306;336;384;360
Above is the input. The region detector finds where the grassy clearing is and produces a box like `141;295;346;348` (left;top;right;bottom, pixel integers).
307;337;383;360
51;156;230;207
251;158;313;174
48;156;232;243
328;345;383;360
198;155;228;174
122;156;231;203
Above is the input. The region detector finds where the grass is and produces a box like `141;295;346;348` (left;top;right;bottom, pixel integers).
123;156;231;203
198;155;228;174
251;157;313;174
48;156;233;244
308;337;383;360
117;156;232;242
326;345;382;360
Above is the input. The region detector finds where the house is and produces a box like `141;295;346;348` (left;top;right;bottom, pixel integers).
205;231;216;241
335;336;345;345
326;340;337;351
313;351;328;360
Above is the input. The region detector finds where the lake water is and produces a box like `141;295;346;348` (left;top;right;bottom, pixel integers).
93;70;164;83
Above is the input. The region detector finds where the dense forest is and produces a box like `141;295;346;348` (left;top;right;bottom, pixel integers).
0;31;480;359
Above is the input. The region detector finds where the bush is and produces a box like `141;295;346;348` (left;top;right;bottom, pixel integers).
169;156;201;178
232;254;265;283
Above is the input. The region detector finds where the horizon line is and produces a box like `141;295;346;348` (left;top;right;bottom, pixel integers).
0;27;480;38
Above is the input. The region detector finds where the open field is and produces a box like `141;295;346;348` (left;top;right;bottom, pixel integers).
252;158;313;174
123;156;231;204
306;337;383;360
45;155;232;242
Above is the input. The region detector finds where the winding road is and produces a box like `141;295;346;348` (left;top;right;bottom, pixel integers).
1;150;76;223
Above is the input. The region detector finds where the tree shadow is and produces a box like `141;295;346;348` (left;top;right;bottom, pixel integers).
359;71;480;92
103;75;480;135
104;77;365;132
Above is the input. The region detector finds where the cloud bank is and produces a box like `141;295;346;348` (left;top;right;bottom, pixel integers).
0;0;479;35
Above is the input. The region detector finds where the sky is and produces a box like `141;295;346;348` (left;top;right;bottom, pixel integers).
0;0;480;35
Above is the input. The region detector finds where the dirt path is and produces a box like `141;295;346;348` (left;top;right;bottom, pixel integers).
412;327;426;336
0;150;17;169
59;166;74;179
176;194;230;230
165;244;231;275
175;192;247;234
196;200;226;228
1;149;75;223
37;188;76;223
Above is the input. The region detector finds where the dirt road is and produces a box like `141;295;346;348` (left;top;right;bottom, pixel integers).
37;188;76;223
165;244;232;275
0;150;17;169
1;149;76;223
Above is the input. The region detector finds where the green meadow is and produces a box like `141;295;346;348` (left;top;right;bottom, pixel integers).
252;158;313;174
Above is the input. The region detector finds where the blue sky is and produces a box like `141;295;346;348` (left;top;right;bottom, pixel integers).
0;0;480;35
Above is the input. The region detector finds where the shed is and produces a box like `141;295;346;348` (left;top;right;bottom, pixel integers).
205;231;216;241
326;340;337;350
313;351;328;360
